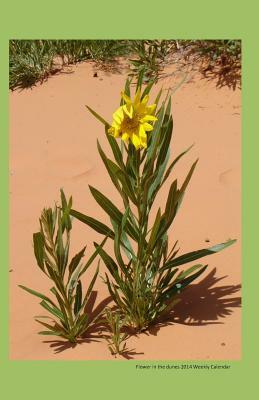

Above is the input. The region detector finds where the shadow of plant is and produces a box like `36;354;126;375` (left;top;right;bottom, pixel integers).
146;268;241;336
200;62;241;91
43;291;144;358
43;269;241;355
43;291;113;353
93;59;125;76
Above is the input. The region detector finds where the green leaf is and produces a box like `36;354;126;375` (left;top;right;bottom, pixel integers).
35;319;56;331
147;208;162;253
18;285;56;307
124;77;131;97
40;300;64;321
147;146;170;206
60;189;72;232
106;161;137;204
163;96;172;126
136;68;145;90
162;144;194;185
175;264;205;281
56;209;65;274
89;185;122;223
146;105;165;163
50;287;69;328
105;273;119;306
74;314;89;336
159;268;179;290
86;105;110;127
176;265;208;290
162;265;208;300
68;246;86;278
120;78;131;106
161;239;237;271
180;159;199;194
163;179;179;228
35;318;65;334
89;186;138;241
94;243;119;278
141;79;155;99
70;209;114;239
38;330;64;336
156;116;173;169
112;218;129;275
33;232;45;271
80;264;99;312
79;236;108;278
97;140;122;194
105;131;125;170
74;280;82;316
154;88;163;111
60;188;68;209
113;223;125;269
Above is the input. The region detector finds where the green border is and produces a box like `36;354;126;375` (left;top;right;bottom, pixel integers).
1;1;258;398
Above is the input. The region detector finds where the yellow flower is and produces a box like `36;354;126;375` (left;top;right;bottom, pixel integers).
108;88;157;150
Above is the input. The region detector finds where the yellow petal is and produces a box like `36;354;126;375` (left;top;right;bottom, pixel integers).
108;126;120;138
139;124;147;139
141;94;149;106
113;106;124;124
133;88;141;106
131;133;141;149
108;126;114;135
143;122;153;131
137;103;146;114
141;114;157;122
121;132;130;141
113;129;121;138
146;104;156;114
123;104;133;118
112;122;120;130
140;136;147;148
121;91;132;105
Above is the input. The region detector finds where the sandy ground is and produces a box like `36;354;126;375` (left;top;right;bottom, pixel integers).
9;60;241;360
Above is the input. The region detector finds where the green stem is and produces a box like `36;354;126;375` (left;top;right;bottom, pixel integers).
55;274;74;331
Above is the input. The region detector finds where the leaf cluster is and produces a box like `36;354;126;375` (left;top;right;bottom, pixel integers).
128;40;175;82
19;190;103;342
104;308;131;356
71;76;236;331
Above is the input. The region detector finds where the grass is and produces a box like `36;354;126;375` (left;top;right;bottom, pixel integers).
9;40;241;90
9;40;130;89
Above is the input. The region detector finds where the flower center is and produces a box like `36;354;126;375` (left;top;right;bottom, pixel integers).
121;115;140;133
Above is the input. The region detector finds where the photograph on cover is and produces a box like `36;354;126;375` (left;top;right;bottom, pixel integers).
9;40;241;360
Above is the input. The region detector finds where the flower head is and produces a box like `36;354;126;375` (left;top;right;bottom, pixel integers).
108;88;157;150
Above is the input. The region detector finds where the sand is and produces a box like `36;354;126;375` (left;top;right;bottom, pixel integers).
9;60;241;360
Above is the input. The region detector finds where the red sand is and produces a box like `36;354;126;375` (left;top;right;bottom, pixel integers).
9;61;241;360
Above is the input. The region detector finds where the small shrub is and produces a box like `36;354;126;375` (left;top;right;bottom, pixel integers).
19;190;104;342
104;308;130;356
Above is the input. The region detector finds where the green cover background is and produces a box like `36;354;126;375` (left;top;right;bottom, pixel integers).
0;1;257;398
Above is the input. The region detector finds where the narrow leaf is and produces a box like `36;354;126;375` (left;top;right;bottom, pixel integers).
19;285;56;307
74;280;82;316
162;239;237;271
180;159;199;194
33;232;45;271
68;246;86;277
162;144;194;185
86;105;110;127
40;300;64;321
70;209;114;239
79;236;108;278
